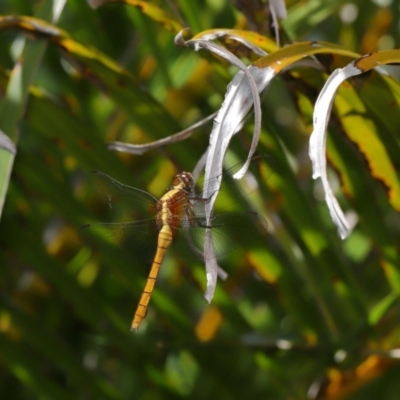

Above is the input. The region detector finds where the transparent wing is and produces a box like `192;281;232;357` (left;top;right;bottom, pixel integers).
79;219;159;264
87;170;159;222
173;212;266;261
189;154;272;216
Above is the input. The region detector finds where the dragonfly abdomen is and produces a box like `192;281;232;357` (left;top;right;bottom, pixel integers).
131;224;173;330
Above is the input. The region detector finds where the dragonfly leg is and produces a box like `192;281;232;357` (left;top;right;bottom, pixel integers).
189;190;217;205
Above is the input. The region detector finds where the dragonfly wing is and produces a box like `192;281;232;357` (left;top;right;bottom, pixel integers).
80;219;159;264
190;155;272;214
173;212;265;260
88;170;158;221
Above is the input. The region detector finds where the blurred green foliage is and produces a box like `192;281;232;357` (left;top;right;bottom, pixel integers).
1;0;400;399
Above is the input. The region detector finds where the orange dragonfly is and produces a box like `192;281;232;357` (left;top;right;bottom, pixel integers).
81;157;267;330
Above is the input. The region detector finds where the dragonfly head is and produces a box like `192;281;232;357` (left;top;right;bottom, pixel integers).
172;172;194;190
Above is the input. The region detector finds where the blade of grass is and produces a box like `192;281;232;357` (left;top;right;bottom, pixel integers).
0;0;66;220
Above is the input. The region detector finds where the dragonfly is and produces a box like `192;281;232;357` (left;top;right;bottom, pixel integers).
80;156;268;330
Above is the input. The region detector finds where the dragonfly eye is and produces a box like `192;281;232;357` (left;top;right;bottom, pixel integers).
181;172;194;188
173;172;194;189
